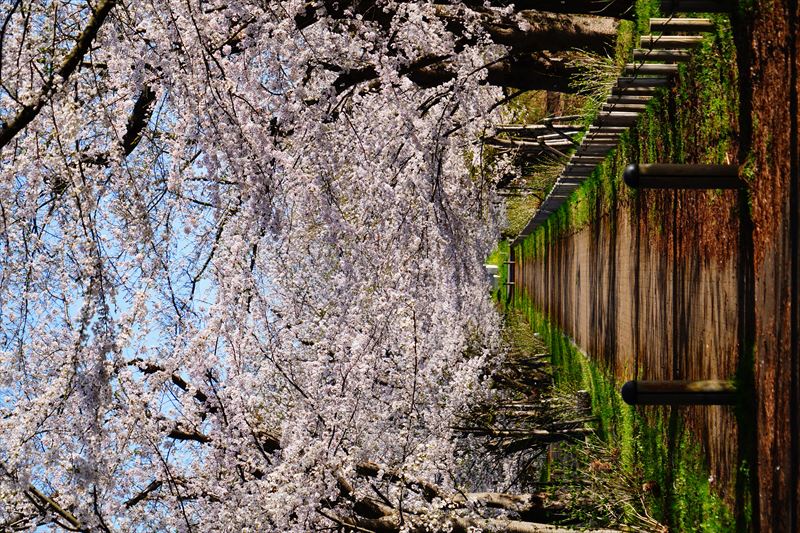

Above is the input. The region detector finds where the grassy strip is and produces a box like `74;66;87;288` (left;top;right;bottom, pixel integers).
512;295;735;531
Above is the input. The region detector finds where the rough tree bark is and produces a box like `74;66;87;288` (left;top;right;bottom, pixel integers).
462;0;636;19
436;8;619;56
300;2;619;94
296;0;635;26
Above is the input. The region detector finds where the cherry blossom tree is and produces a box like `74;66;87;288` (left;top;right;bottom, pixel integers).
0;1;621;530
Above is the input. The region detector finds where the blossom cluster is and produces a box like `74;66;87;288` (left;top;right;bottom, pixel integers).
0;1;511;530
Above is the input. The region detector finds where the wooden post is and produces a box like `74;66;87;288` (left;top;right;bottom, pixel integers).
536;133;579;142
584;135;623;142
565;163;599;169
640;35;704;49
570;156;606;164
576;146;615;156
611;86;661;96
621;380;737;405
578;143;616;151
563;167;596;176
596;112;640;127
649;17;715;33
588;126;630;132
606;94;653;104
616;76;671;87
623;63;680;76
623;163;742;189
554;181;579;192
585;130;623;135
507;246;515;305
632;49;693;62
582;136;623;144
558;177;587;186
602;103;648;113
493;124;581;132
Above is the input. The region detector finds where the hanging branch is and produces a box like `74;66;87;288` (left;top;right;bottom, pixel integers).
0;0;117;151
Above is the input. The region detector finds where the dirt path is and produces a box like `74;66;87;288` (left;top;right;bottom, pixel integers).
515;1;800;529
516;197;741;508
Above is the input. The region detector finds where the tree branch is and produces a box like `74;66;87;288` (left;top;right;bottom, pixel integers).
124;480;163;508
0;0;117;150
25;486;83;531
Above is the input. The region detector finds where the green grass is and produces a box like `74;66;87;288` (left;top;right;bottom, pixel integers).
503;196;540;237
512;298;735;530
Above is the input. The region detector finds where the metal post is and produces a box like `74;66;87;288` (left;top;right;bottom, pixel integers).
621;380;737;405
623;163;742;189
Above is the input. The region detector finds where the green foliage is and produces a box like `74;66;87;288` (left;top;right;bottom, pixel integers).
635;0;663;33
485;240;509;306
568;52;619;121
615;19;637;68
500;91;552;125
637;412;735;531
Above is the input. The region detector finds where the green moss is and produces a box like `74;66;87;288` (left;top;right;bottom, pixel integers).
635;0;663;33
671;433;735;531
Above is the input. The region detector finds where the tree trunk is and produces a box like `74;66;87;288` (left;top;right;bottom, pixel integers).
469;0;636;20
296;0;636;28
451;516;621;533
303;4;619;56
484;54;582;93
331;513;621;533
455;491;572;522
333;53;583;94
306;3;619;94
431;8;618;56
477;10;619;55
